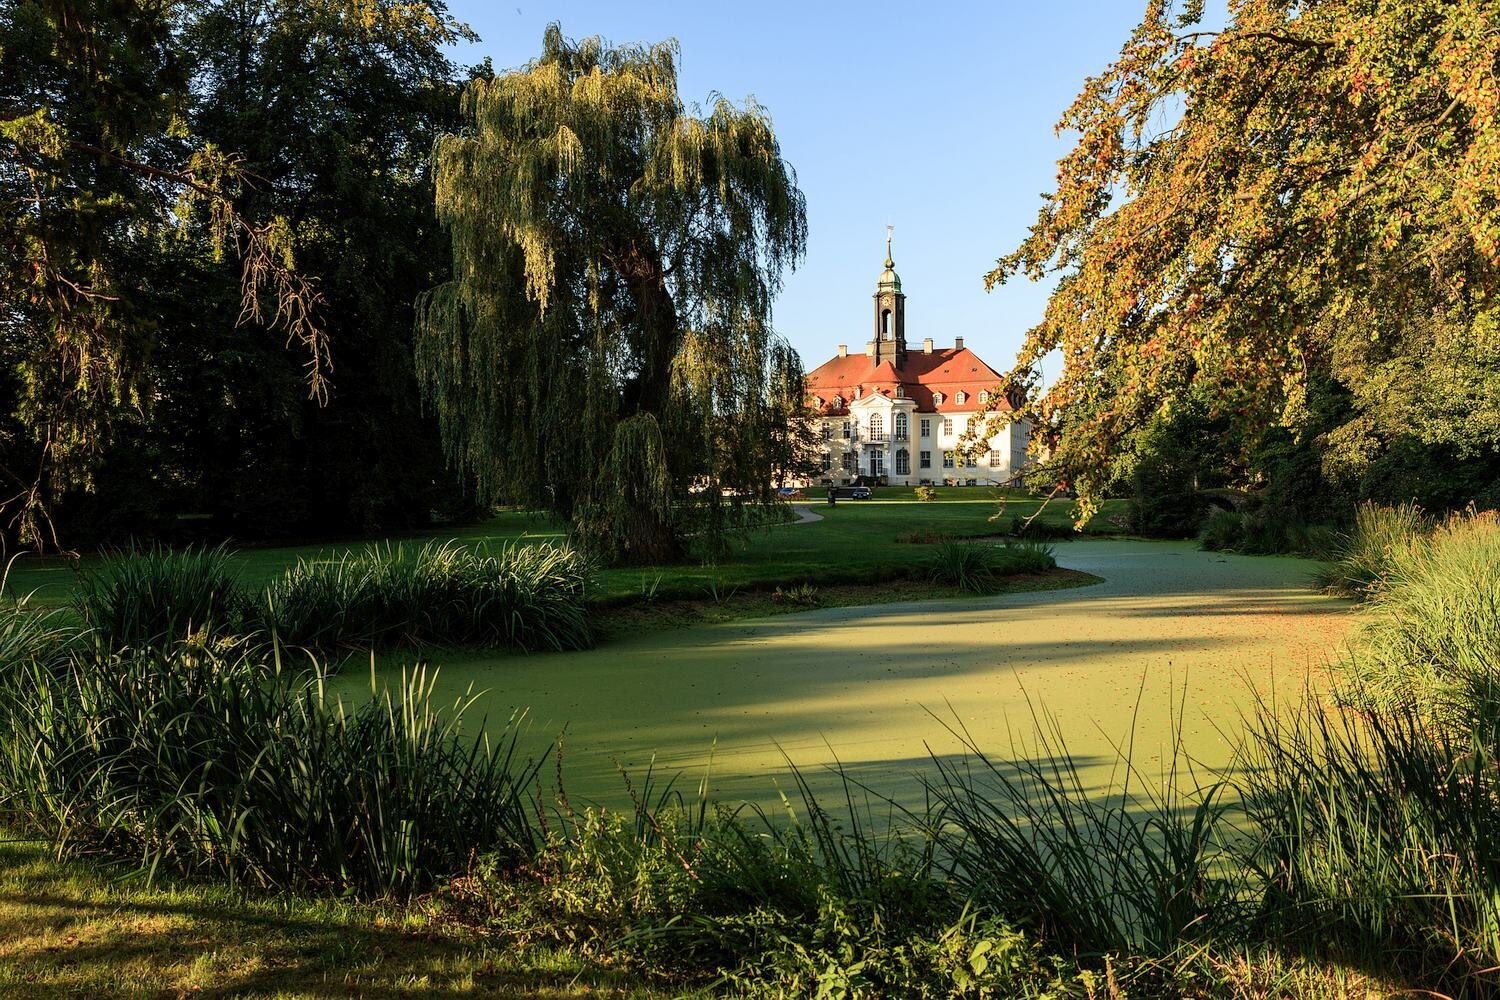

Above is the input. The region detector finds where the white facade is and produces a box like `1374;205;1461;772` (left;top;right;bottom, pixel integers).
806;395;1030;487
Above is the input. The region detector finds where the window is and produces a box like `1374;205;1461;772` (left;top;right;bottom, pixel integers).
978;390;989;405
821;421;831;441
842;421;852;439
989;450;1002;466
881;309;892;335
868;413;884;440
955;390;967;405
942;418;954;436
895;449;910;475
871;451;885;475
895;384;905;398
943;453;955;469
920;418;931;438
933;391;944;405
842;452;856;472
894;412;908;440
821;453;832;471
815;396;824;408
920;450;931;469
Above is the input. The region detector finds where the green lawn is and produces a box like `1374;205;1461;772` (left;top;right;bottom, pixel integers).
1;491;1127;608
0;836;670;999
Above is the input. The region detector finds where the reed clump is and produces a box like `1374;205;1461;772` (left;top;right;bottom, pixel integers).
0;642;543;897
261;540;594;653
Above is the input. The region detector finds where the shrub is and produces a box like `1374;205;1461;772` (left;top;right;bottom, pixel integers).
1130;491;1216;538
261;540;593;653
1005;515;1075;541
1313;502;1429;598
1197;507;1247;552
914;485;937;502
0;645;544;897
444;761;1093;997
771;583;822;607
74;544;247;649
1198;503;1342;557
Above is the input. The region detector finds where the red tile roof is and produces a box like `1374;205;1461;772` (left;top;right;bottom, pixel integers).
805;347;1010;415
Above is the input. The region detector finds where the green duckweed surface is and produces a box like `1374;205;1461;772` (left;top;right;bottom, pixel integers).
341;539;1352;809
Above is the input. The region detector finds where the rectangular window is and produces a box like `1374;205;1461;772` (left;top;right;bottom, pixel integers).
920;450;931;469
942;418;953;436
821;453;832;471
821;422;831;441
842;421;852;439
942;453;955;469
842;452;855;472
919;418;931;438
989;450;1002;466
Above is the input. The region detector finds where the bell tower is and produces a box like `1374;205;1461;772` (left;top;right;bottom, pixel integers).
871;226;906;368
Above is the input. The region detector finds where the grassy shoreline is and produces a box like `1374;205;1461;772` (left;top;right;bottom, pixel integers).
592;567;1102;638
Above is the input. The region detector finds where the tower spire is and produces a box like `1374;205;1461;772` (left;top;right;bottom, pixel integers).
872;224;906;367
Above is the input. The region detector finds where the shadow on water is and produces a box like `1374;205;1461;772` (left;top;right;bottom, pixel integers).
336;539;1349;813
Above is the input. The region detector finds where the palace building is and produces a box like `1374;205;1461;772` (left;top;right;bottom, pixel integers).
798;237;1030;487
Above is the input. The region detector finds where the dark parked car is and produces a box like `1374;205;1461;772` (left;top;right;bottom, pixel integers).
849;486;873;500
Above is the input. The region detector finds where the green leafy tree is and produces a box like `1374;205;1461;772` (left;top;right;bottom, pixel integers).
3;0;477;547
0;0;329;546
982;0;1500;522
416;25;807;562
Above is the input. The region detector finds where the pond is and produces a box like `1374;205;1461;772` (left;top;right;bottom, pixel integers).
340;539;1352;811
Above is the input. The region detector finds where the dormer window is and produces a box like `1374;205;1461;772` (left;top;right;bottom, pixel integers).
896;385;905;399
932;391;944;406
832;395;844;408
955;391;967;405
815;396;825;408
978;390;989;405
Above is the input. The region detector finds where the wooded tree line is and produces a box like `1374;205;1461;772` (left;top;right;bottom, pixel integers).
3;5;814;559
2;0;478;547
8;0;1496;557
982;0;1500;530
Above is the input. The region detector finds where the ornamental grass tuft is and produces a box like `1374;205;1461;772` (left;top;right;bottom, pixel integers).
0;642;544;897
260;540;593;653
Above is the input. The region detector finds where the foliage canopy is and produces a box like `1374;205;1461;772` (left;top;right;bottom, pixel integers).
983;0;1500;520
416;25;808;562
1;0;475;546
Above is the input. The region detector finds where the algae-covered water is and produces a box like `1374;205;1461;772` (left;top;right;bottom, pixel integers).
341;540;1352;810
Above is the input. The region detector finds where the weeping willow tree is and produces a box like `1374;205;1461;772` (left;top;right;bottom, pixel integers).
415;25;806;563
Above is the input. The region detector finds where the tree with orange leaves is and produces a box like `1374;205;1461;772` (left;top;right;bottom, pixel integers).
979;0;1500;523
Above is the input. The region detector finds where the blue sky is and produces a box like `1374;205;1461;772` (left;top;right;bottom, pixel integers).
443;2;1156;381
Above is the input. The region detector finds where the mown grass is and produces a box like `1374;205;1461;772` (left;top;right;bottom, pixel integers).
0;492;1126;609
0;835;670;998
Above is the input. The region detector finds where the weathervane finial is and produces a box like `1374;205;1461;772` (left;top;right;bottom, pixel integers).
885;224;894;266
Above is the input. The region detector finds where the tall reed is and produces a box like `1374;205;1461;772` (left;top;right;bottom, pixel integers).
1313;502;1429;598
261;540;593;653
1343;508;1500;719
1241;695;1500;993
923;692;1244;958
0;644;545;896
74;543;246;649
